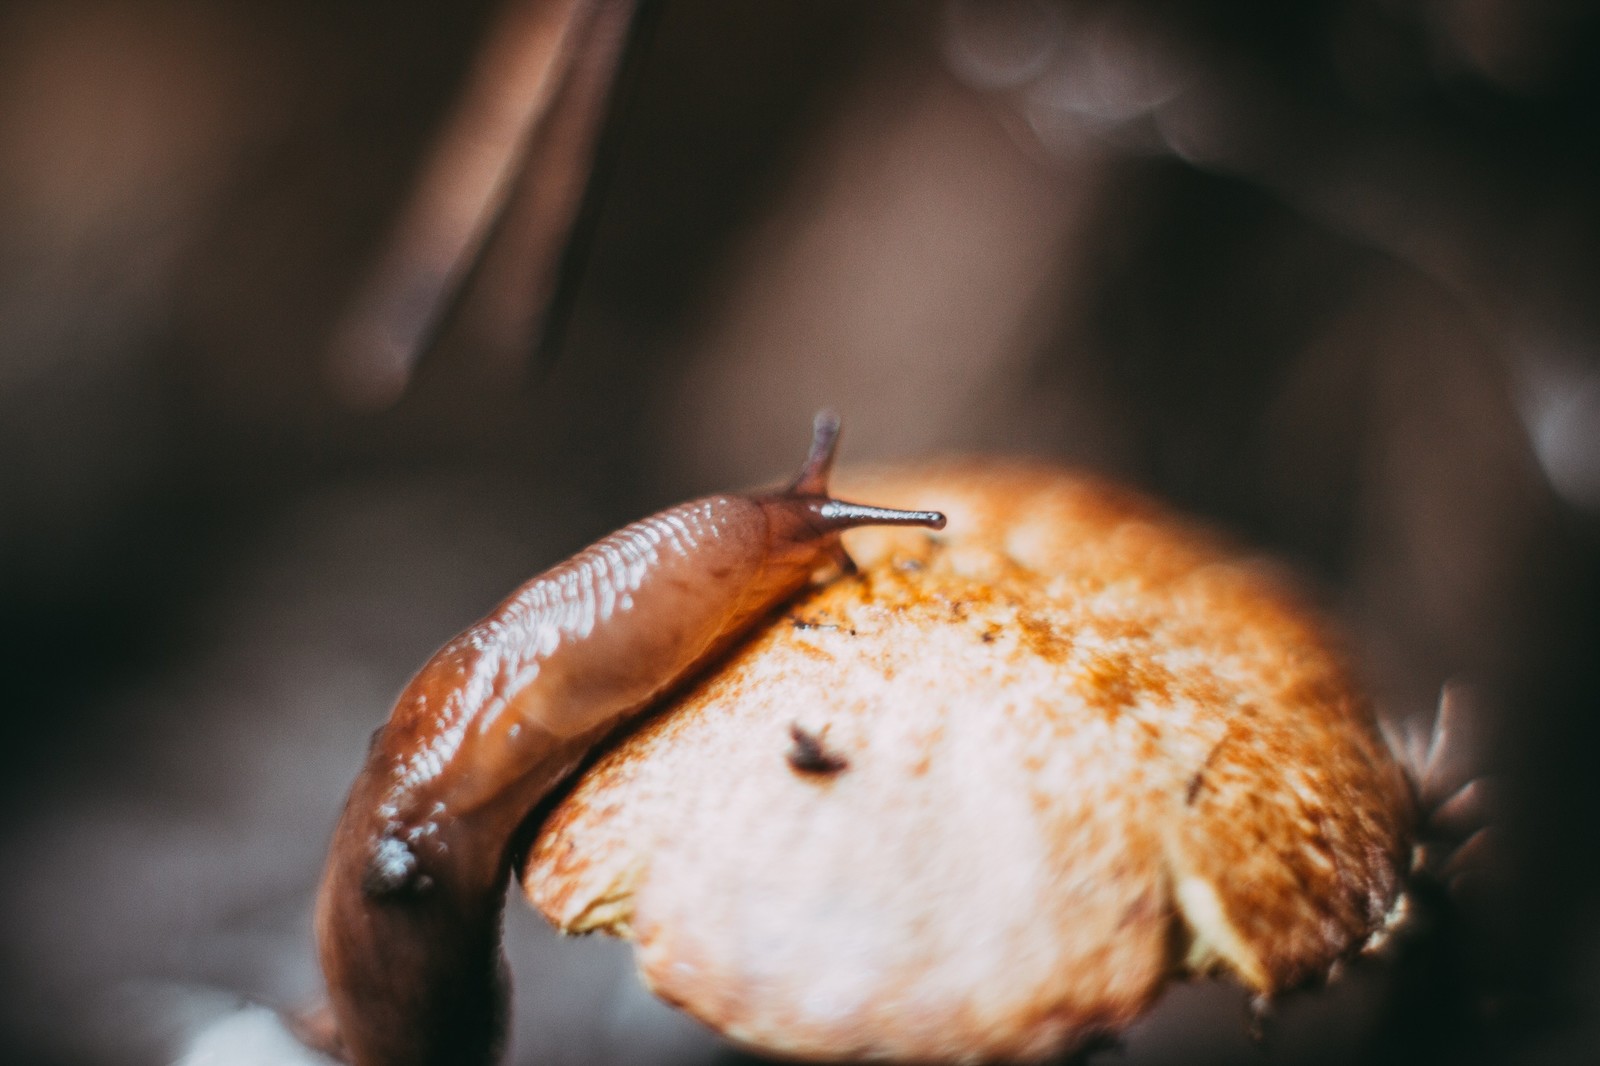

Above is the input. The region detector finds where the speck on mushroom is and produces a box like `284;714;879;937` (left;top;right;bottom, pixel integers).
786;722;848;775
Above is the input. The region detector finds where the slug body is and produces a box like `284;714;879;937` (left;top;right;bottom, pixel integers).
314;414;944;1066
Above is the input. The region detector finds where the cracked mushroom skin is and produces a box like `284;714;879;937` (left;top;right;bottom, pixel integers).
524;461;1414;1063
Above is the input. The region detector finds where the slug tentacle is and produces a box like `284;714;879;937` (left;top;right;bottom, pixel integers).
814;498;946;531
314;413;944;1065
788;408;842;495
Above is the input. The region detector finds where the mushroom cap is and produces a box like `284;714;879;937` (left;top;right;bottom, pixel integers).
522;461;1413;1063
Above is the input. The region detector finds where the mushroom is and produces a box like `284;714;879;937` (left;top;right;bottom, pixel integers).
522;460;1413;1062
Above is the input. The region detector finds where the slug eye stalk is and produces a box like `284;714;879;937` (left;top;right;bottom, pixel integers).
814;499;947;532
789;409;844;496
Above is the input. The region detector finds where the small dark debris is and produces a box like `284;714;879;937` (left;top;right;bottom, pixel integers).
1186;738;1226;806
787;723;848;775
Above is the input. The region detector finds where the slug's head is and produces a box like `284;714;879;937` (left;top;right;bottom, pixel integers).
756;411;946;576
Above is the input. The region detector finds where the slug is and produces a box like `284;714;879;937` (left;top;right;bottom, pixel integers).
313;412;946;1066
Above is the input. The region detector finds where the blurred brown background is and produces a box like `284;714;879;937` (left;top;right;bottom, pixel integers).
2;1;1598;1063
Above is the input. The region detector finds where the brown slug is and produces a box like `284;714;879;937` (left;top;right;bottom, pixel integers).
312;412;946;1066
